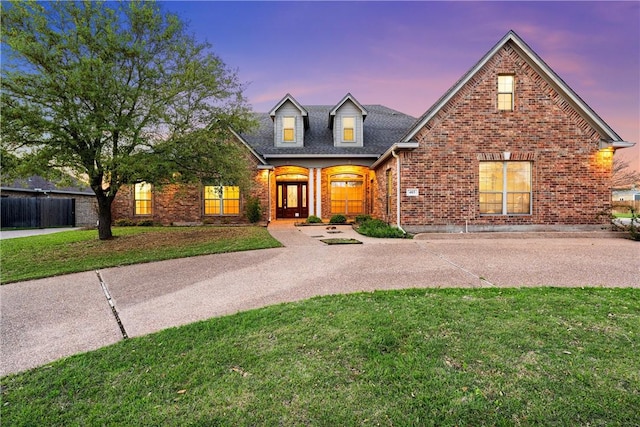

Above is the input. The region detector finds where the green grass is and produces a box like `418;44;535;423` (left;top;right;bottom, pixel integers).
0;226;281;284
613;212;634;218
2;288;638;426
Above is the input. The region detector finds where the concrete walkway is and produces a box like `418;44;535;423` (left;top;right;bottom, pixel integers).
0;227;82;239
1;222;638;376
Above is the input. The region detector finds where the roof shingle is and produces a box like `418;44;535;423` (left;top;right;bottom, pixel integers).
241;104;416;157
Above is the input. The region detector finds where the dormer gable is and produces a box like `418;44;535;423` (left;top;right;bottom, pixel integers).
269;94;309;148
329;93;368;147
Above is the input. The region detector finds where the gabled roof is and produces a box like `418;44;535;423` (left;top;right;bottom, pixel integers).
328;93;368;129
401;30;629;146
268;93;309;129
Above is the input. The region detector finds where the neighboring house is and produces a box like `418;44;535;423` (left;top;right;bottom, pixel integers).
112;31;635;232
613;188;640;202
1;177;98;227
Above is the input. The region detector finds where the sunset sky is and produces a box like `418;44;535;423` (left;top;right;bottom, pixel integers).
163;1;640;169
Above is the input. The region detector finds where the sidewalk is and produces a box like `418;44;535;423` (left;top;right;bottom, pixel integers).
0;228;82;239
1;223;638;376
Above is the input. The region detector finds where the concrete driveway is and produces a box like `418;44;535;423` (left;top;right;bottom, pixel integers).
0;228;83;239
1;222;638;376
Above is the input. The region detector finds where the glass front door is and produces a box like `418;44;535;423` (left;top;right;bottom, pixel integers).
276;182;308;219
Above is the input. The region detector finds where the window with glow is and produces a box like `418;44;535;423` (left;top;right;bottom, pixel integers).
204;186;240;215
282;117;295;142
343;117;355;142
479;162;531;215
497;75;514;111
330;174;364;215
134;182;152;215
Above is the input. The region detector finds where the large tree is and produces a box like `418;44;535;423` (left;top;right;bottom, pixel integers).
612;157;640;189
1;0;255;239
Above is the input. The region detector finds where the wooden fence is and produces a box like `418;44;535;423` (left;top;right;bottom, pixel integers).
612;200;640;214
1;198;75;228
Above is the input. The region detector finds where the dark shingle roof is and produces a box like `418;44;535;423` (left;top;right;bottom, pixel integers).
241;105;416;158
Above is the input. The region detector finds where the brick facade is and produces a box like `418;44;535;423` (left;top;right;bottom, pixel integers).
111;149;270;225
111;33;626;232
379;43;614;233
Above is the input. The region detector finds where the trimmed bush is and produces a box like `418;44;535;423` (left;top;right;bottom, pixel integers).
136;219;155;227
329;214;347;224
356;218;406;238
306;215;323;224
245;196;262;223
114;219;135;227
355;214;372;224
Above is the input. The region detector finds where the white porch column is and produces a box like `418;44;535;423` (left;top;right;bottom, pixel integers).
315;168;322;218
308;168;315;216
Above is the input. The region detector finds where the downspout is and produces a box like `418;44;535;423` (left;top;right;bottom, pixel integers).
268;169;272;222
391;149;406;234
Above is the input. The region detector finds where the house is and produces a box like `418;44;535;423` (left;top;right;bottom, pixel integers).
1;176;98;228
112;30;635;232
613;187;640;202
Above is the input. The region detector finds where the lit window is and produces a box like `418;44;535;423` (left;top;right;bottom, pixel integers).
343;117;355;142
498;75;514;111
283;117;295;142
134;182;152;215
479;162;531;215
204;186;240;215
330;174;364;215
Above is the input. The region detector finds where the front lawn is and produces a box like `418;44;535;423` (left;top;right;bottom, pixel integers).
2;288;638;425
0;226;282;284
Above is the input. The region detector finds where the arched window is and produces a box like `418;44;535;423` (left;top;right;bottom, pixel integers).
330;173;364;215
276;173;308;182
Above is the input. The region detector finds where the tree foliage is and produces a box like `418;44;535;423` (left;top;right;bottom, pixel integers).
1;0;255;239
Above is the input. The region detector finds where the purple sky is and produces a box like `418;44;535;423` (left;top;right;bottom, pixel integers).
161;1;639;171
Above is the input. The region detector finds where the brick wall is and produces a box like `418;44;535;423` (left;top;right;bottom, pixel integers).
384;42;613;232
111;140;269;225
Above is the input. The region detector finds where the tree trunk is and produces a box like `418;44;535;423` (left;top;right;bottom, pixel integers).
95;193;114;240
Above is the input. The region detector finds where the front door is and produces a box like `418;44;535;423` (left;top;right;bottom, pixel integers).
276;182;308;219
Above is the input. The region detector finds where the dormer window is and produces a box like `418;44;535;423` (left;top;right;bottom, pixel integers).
330;94;367;148
270;94;308;148
498;75;514;111
283;117;295;142
343;117;355;142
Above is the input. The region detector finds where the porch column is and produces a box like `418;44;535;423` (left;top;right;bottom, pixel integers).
316;168;322;218
308;168;315;216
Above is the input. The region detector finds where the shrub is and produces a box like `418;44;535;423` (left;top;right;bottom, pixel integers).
245;197;262;223
306;215;322;224
329;214;347;224
355;214;372;224
356;218;406;238
622;206;640;241
136;219;154;227
114;219;135;227
609;205;640;241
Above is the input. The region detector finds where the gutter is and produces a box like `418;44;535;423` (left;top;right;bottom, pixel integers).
598;140;635;150
371;141;419;169
262;153;378;159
